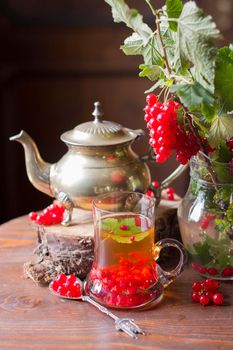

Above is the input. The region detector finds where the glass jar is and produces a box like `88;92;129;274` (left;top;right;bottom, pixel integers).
178;155;233;280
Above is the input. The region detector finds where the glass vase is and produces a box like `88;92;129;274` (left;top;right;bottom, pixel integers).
178;154;233;280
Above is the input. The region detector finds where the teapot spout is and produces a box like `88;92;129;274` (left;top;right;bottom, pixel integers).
10;130;53;197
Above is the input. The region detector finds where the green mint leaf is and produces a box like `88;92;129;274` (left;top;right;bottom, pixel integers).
121;33;163;66
208;114;233;148
104;0;152;42
171;82;214;113
101;217;150;244
109;231;149;244
101;217;141;235
166;0;183;31
139;64;162;81
215;46;233;112
101;218;119;232
174;1;220;89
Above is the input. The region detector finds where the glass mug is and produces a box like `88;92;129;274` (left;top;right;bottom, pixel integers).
85;191;186;309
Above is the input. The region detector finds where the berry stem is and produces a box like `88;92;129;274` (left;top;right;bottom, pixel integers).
145;0;172;77
185;111;219;190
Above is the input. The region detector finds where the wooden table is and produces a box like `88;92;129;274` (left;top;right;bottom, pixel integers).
1;215;233;350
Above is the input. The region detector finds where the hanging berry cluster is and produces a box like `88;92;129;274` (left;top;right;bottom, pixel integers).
144;94;200;165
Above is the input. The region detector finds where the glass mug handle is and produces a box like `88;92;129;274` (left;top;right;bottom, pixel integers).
153;238;187;288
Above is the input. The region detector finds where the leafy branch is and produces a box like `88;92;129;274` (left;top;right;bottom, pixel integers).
105;0;233;184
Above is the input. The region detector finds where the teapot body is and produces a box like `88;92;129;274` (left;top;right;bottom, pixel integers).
50;143;151;210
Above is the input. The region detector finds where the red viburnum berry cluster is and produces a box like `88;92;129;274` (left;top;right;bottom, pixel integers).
50;273;82;298
192;278;224;306
144;93;200;164
29;203;65;225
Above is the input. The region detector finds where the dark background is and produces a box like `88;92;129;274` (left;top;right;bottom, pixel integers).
1;0;233;224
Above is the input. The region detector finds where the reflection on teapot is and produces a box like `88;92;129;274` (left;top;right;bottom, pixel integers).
10;102;151;225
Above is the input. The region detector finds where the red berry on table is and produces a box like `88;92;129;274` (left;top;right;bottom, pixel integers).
130;235;135;242
198;265;207;274
204;278;219;292
28;211;38;221
204;290;214;301
57;285;68;297
65;274;77;286
192;291;200;303
207;267;218;276
192;281;202;292
221;267;233;277
50;280;60;292
191;262;198;270
67;285;82;298
199;294;210;306
29;203;65;225
56;273;67;285
212;292;224;305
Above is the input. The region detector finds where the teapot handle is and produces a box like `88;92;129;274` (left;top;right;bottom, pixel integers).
140;146;188;206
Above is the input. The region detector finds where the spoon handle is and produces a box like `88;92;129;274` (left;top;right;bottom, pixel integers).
82;295;118;320
81;295;145;339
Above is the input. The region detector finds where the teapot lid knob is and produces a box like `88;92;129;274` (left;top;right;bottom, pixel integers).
92;101;104;123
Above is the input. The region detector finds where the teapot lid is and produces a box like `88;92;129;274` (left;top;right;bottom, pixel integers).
61;101;143;146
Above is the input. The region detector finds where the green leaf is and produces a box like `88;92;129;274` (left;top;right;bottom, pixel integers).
109;231;149;244
139;64;162;81
121;33;163;66
171;82;214;113
174;1;220;89
215;46;233;112
101;217;141;235
213;143;232;163
192;234;233;268
192;240;212;265
104;0;152;42
101;217;150;244
208;114;233;148
166;0;183;31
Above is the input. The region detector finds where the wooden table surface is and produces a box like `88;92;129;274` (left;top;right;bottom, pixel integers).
1;215;233;350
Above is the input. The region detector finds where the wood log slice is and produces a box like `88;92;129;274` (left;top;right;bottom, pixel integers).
24;198;182;285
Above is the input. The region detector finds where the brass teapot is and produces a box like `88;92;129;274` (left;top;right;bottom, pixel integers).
10;102;153;225
10;101;186;225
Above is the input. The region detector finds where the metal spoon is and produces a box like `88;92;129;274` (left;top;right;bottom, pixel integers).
49;278;145;339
